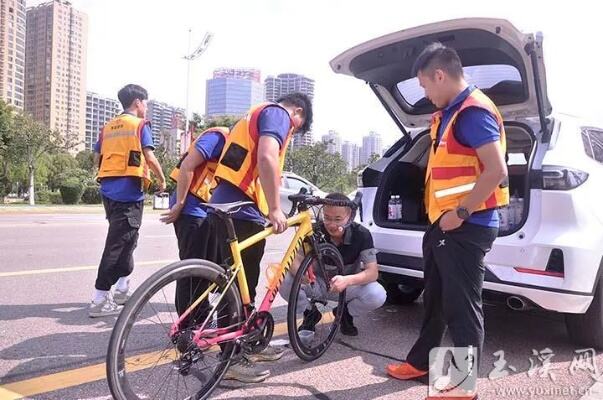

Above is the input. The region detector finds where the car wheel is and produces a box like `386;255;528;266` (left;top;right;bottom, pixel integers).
565;279;603;349
379;272;423;305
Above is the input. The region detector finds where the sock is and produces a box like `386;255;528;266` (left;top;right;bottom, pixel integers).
116;277;129;292
93;289;109;304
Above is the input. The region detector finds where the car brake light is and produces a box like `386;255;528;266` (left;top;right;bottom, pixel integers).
541;165;588;190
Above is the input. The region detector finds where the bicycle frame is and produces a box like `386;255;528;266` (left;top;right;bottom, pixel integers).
171;208;316;349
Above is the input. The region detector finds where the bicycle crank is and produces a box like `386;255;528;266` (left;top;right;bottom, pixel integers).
238;311;274;354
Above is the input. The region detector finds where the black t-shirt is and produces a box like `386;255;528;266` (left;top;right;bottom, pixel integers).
323;222;378;275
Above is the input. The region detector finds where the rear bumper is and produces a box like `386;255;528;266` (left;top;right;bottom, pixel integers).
379;264;593;313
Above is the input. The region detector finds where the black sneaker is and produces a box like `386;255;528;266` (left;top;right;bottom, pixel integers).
334;305;358;336
298;305;322;332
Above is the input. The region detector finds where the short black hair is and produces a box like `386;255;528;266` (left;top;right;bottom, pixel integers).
325;192;350;203
411;42;464;79
276;92;313;133
117;84;148;110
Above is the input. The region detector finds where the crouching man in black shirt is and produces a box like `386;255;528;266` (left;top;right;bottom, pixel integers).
280;192;387;336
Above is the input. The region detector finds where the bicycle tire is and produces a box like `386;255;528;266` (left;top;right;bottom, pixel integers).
287;242;345;361
107;259;243;400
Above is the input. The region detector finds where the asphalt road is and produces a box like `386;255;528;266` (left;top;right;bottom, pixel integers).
1;211;602;400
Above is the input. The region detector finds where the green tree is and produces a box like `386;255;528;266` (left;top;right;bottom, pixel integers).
47;153;79;191
366;152;381;166
285;142;352;193
11;113;78;205
190;114;239;137
0;101;15;200
154;144;179;192
75;150;96;173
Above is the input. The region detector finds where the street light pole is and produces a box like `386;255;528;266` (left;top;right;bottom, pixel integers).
181;30;213;154
184;29;192;145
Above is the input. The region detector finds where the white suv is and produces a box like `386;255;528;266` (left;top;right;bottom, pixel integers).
330;18;603;348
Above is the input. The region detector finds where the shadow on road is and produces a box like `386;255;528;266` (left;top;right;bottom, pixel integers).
0;298;591;399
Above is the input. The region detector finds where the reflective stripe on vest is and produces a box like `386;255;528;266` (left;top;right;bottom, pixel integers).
169;127;229;202
97;113;152;189
213;103;294;216
424;88;510;223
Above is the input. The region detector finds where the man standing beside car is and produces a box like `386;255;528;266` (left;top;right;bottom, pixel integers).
386;43;509;399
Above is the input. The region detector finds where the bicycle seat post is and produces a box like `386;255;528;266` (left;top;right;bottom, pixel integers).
221;212;238;243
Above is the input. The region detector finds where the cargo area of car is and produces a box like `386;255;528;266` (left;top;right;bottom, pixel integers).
373;122;536;235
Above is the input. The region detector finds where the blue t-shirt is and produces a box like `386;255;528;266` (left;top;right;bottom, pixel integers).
437;85;501;228
94;114;155;203
210;105;291;224
168;131;226;218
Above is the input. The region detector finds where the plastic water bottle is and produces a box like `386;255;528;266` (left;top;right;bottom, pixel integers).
388;195;397;221
395;195;403;222
498;207;510;232
507;191;519;229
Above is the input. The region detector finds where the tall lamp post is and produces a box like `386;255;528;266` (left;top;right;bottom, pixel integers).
182;30;213;153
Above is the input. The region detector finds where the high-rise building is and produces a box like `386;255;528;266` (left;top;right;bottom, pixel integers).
264;73;315;103
360;131;383;165
205;68;263;118
322;130;342;155
25;0;88;152
341;141;360;172
147;100;185;146
265;73;315;149
0;0;26;109
291;132;313;149
158;127;183;157
84;92;120;151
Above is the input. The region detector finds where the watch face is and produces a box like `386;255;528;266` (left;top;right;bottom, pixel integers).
457;207;470;220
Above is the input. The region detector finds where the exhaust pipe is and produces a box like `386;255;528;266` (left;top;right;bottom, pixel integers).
506;295;531;311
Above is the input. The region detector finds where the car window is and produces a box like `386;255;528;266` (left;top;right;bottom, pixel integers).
286;177;310;192
397;64;523;109
582;128;603;163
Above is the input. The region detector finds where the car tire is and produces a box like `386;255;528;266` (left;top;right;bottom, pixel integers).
379;272;423;305
565;279;603;349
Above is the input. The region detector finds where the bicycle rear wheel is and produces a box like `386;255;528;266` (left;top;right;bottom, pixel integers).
287;242;345;361
107;259;243;400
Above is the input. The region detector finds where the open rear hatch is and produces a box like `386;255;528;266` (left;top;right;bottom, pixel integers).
330;18;552;140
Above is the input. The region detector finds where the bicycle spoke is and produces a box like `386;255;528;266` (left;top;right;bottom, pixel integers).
108;261;242;400
160;288;175;326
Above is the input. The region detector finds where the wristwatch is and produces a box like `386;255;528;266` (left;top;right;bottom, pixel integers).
456;206;471;221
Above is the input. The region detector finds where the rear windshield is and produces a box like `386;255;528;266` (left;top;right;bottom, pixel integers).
396;64;525;112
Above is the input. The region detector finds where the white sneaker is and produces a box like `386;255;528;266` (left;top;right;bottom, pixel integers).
88;295;122;318
113;288;130;305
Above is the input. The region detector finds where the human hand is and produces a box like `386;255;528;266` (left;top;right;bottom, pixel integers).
268;208;288;234
330;275;350;293
439;210;463;232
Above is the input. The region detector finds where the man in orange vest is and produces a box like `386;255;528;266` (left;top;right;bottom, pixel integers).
90;84;166;318
206;92;312;383
386;44;509;399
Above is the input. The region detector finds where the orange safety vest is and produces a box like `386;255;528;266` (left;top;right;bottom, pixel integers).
425;88;509;223
97;113;152;190
213;103;294;215
169;127;230;202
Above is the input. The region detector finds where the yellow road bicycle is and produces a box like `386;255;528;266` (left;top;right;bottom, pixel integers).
106;191;362;400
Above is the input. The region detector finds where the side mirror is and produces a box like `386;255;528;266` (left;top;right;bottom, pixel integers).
307;186;314;195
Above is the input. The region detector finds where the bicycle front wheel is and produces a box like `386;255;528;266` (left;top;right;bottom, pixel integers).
287;242;345;361
107;259;243;400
